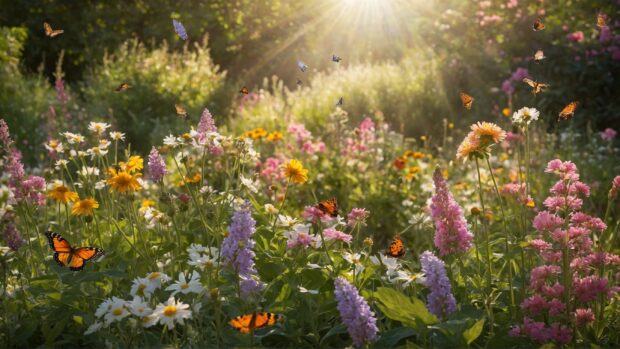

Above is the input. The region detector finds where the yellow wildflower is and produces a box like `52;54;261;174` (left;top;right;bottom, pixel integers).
48;185;79;203
71;198;99;216
283;159;308;184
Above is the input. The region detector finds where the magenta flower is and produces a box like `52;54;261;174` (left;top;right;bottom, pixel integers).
2;222;24;251
429;168;472;256
567;31;585;42
574;308;595;326
0;118;12;146
601;128;617;141
323;228;352;244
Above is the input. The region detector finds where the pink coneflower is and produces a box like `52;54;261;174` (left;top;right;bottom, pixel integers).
601;128;617;141
429;168;472;256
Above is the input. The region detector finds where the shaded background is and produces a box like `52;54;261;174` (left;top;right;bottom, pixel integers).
1;0;619;163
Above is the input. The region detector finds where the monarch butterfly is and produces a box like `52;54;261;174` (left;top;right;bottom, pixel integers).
533;18;545;31
332;54;342;63
229;312;282;334
336;97;343;107
386;235;406;258
316;198;338;217
558;101;578;120
522;78;549;95
239;86;249;94
533;50;546;62
44;22;64;37
45;231;104;271
597;13;607;28
297;60;309;73
175;104;189;120
172;19;188;40
460;92;474;110
115;83;131;92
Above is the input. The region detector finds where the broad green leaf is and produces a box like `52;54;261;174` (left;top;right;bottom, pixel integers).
372;327;416;348
463;318;485;345
374;287;437;332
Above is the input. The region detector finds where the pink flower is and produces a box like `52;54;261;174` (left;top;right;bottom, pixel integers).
573;276;608;302
285;224;318;249
600;26;613;43
601;128;617;141
567;31;585;42
610;175;620;199
302;206;331;224
574;308;595;327
287;123;312;145
506;0;518;8
323;228;353;243
521;295;547;316
533;211;563;232
547;298;565;316
347;208;369;227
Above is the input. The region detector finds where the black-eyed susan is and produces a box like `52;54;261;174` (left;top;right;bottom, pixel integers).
283;159;308;184
179;173;202;187
108;171;142;192
48;185;79;203
266;131;283;142
71;198;99;216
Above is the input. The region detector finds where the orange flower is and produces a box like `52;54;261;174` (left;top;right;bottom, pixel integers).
108;172;142;192
471;122;506;144
71;198;99;216
48;185;79;203
283;159;308;184
393;157;406;170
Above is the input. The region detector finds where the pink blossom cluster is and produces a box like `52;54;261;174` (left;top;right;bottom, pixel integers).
567;31;584;43
601;128;617;141
342;118;377;157
501;67;530;97
287;123;326;155
259;157;286;186
500;182;533;207
512;159;619;344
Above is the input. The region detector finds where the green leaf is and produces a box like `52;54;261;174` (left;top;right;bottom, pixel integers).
372;327;416;348
463;318;485;345
320;323;348;345
374;287;437;332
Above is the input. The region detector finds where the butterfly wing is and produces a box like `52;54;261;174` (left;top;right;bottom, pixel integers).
386;236;406;258
229;313;254;334
317;198;338;217
597;14;607;28
115;83;129;92
336;97;343;106
173;20;188;40
45;231;72;267
460;92;474;110
252;312;280;330
523;78;535;88
534;50;545;61
69;247;104;271
533;19;545;31
239;86;249;94
558;102;578;120
332;54;342;62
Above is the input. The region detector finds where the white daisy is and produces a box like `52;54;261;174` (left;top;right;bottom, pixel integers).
388;270;426;287
165;271;203;296
187;243;207;256
128;296;153;317
163;135;180;147
264;204;278;215
84;321;104;335
54;159;68;170
146;272;171;290
239;175;259;193
44;139;64;153
369;254;400;272
342;252;365;274
152;297;192;330
130;277;154;298
95;298;114;318
141;314;159;328
79;166;100;177
512;107;540;126
277;214;297;227
103;297;129;324
88;122;111;135
109;131;125;141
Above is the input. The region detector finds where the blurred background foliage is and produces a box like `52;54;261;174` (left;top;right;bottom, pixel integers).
0;0;618;163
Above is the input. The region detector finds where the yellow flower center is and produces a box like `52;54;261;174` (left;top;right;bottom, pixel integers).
112;308;123;316
180;283;189;289
163;305;177;317
148;272;160;280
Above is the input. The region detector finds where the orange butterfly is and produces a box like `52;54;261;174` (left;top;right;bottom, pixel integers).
386;235;405;258
45;231;104;271
44;22;64;37
460;92;474;110
239;86;249;94
229;312;282;334
317;198;338;217
175;104;189;120
523;78;549;95
115;83;131;92
533;50;546;62
533;18;545;31
558;101;578;120
597;14;607;28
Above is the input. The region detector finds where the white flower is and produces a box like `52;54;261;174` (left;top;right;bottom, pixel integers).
128;296;153;317
95;298;114;318
146;272;171;290
95;180;107;190
87;146;108;159
388;270;426;287
342;252;365;273
370;254;400;272
165;271;203;296
84;321;104;335
103;297;129;324
187;243;207;256
109;131;125;141
88;122;111;135
402;199;414;207
79;166;100;177
277;214;297;227
152;297;192;330
163;135;180;147
239;175;259;193
44;139;64;153
188;250;219;271
62;132;85;144
54;159;68;170
141;314;159;328
264;203;279;215
199;185;215;195
131;277;154;298
512;107;540;126
298;286;319;294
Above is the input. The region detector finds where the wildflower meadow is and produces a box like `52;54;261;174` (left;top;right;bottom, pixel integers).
1;0;620;348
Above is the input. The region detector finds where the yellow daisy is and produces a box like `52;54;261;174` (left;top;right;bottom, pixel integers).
471;122;506;144
71;198;99;216
108;172;142;192
122;156;143;173
48;185;79;203
283;159;308;184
